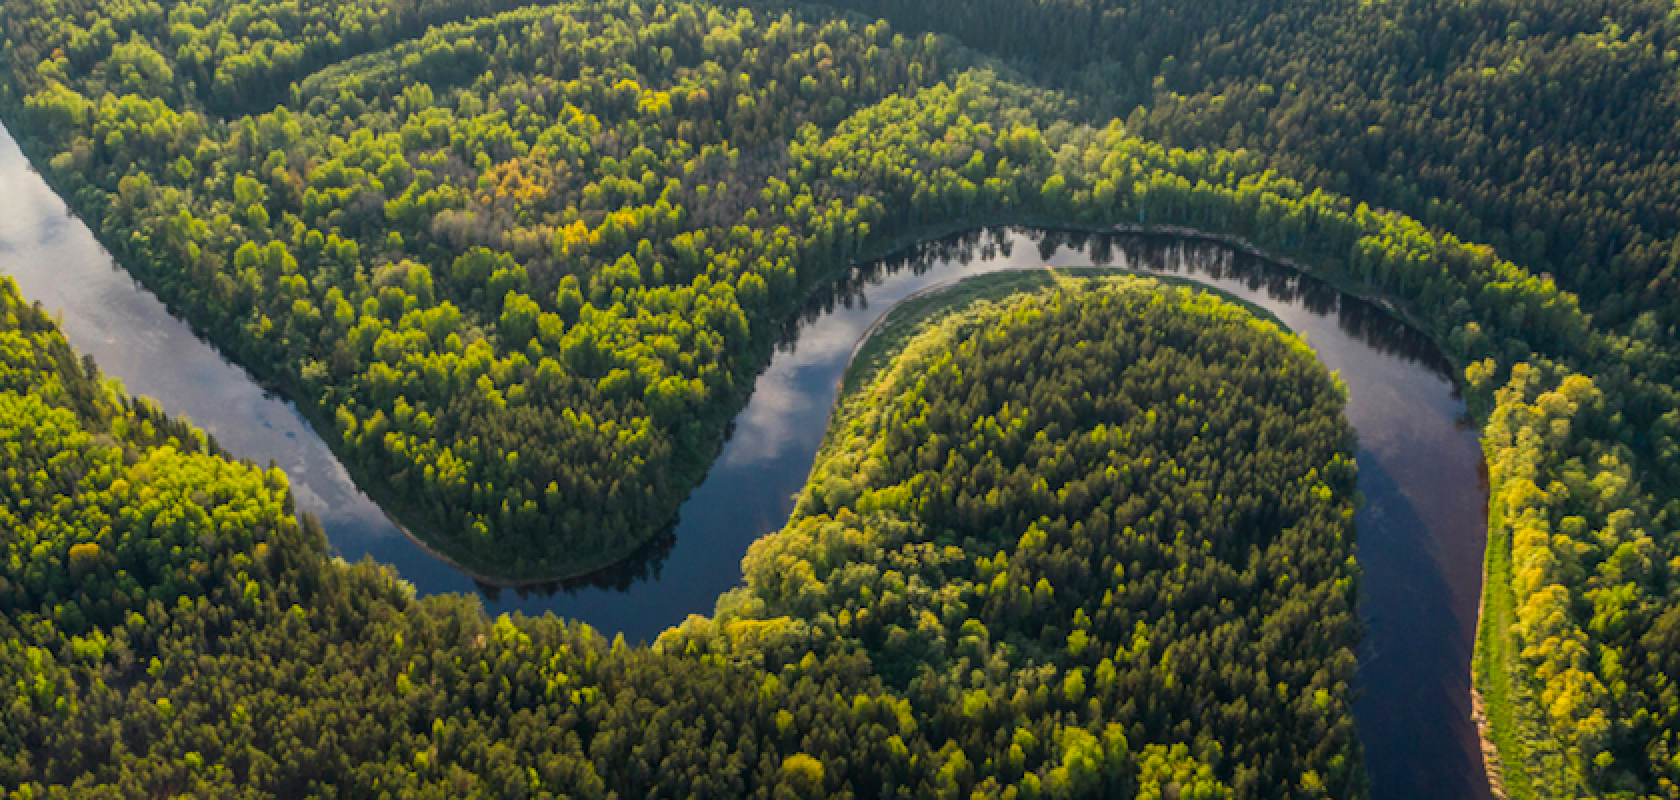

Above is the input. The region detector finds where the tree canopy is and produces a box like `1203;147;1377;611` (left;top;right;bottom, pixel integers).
0;274;1356;797
1;0;1678;793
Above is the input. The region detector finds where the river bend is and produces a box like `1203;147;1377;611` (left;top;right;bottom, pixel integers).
0;121;1489;799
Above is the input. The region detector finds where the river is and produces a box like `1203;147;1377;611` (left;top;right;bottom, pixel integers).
0;120;1489;799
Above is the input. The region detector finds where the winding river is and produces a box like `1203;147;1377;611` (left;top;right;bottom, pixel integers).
0;120;1489;799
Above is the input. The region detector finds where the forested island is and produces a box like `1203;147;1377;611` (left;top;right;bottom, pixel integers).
0;0;1677;795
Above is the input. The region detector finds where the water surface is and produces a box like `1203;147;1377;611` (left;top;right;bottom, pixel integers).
0;122;1488;799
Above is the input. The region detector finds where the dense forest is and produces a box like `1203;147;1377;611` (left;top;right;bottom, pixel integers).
0;0;1678;795
0;0;958;579
691;275;1366;797
818;0;1680;323
0;273;1359;797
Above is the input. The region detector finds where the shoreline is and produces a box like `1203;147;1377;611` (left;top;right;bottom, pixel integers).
1104;222;1507;797
1473;685;1511;800
375;508;658;590
0;117;1510;784
872;222;1506;796
352;221;1509;798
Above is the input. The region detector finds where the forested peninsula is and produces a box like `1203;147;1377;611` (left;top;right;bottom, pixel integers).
1;0;1678;795
0;273;1360;797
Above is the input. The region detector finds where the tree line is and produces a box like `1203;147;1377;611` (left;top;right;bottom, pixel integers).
0;272;1353;797
812;0;1680;328
1;0;1678;792
4;0;947;578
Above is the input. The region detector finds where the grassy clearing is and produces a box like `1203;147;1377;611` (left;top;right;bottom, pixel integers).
1476;459;1590;797
1475;471;1536;800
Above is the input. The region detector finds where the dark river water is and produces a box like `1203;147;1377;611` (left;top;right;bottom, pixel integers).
0;120;1488;799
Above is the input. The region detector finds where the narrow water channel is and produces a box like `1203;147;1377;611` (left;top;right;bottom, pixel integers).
0;120;1488;799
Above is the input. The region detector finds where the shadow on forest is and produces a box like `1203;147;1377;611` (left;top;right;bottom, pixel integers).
475;522;680;601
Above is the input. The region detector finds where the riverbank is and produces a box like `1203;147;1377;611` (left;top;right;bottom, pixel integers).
1063;222;1512;796
1475;474;1524;799
805;239;1495;798
0;138;1499;788
840;267;1287;410
1059;225;1509;797
828;267;1290;450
